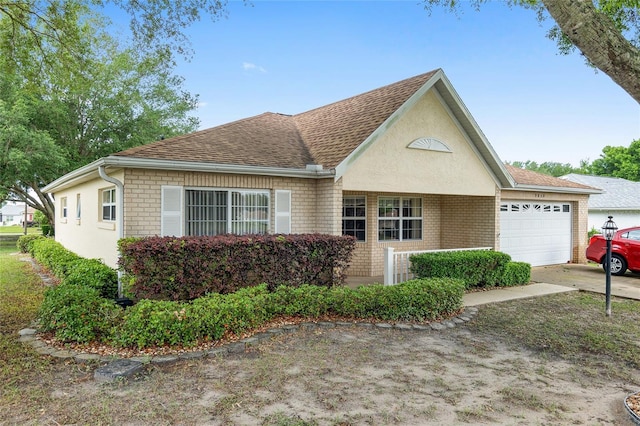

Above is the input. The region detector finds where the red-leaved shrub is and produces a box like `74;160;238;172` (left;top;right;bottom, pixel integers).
118;234;356;301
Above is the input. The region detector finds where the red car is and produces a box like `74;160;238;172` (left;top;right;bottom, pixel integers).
586;226;640;275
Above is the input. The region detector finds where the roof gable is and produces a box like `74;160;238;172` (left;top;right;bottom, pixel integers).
505;165;598;192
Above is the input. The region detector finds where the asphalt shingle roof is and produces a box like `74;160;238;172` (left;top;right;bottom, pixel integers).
114;71;439;170
504;165;595;190
561;174;640;209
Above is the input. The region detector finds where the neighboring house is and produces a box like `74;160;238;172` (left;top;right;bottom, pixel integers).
561;174;640;231
0;203;34;226
43;69;598;274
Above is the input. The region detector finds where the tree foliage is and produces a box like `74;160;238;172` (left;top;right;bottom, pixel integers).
508;139;640;181
586;139;640;180
507;160;583;177
0;2;200;225
422;0;640;103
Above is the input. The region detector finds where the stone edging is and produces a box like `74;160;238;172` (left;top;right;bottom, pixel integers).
18;307;478;367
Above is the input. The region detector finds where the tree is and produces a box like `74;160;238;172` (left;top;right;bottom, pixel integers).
0;4;199;226
422;0;640;103
586;139;640;180
0;1;231;67
507;160;581;177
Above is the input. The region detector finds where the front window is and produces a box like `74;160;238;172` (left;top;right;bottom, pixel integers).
60;197;68;218
342;196;366;241
185;189;269;236
101;188;116;221
378;197;422;241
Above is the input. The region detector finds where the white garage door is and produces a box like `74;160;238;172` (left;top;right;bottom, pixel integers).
500;201;572;266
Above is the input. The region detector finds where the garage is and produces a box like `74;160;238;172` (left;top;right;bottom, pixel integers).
499;201;572;266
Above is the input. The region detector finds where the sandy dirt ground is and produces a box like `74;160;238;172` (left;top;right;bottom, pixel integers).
19;323;638;426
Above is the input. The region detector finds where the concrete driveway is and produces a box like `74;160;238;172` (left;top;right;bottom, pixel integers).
531;262;640;301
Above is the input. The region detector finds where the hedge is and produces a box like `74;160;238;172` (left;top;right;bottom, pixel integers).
409;250;530;289
118;234;356;301
16;234;46;253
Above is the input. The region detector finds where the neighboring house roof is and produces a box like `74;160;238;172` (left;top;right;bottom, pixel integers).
43;69;595;196
1;204;27;216
504;165;600;193
561;174;640;209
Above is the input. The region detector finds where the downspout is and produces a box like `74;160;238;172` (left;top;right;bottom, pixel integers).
98;166;125;299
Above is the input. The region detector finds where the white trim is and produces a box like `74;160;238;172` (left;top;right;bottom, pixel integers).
43;156;335;193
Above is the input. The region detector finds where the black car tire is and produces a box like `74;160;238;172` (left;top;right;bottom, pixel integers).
602;254;627;276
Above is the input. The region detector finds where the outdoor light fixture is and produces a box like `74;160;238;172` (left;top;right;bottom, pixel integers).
602;215;618;317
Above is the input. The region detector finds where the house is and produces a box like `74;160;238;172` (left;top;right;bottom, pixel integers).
0;203;34;227
561;174;640;231
43;69;598;275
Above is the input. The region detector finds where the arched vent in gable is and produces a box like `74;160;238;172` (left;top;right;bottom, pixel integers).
407;137;452;153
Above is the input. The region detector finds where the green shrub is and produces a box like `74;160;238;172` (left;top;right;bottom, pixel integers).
271;284;333;318
349;278;464;321
410;250;511;289
38;283;121;343
16;234;45;253
113;299;197;348
62;258;118;299
30;238;81;279
501;261;531;286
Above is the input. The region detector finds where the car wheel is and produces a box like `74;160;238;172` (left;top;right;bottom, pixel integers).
602;254;627;276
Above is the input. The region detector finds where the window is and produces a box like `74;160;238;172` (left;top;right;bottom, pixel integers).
101;188;116;221
185;189;269;236
76;194;81;220
60;197;68;218
342;196;366;241
378;197;422;241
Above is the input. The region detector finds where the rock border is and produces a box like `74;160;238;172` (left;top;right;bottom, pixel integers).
18;306;478;380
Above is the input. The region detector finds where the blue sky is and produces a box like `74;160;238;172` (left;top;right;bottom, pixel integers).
119;1;639;167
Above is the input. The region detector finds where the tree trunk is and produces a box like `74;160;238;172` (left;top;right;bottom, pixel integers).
542;0;640;103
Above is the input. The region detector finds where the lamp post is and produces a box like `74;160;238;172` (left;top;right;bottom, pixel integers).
602;215;618;317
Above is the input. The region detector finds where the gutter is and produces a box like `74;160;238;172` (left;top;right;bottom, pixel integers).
503;184;602;195
43;156;335;193
98;165;125;299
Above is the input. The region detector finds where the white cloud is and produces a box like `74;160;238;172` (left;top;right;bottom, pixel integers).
242;62;267;73
196;101;208;108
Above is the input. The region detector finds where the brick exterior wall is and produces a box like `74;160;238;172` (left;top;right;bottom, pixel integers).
341;191;496;277
121;169;590;277
123;169;334;237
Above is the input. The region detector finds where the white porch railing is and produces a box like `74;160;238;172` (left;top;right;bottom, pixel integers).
383;247;494;285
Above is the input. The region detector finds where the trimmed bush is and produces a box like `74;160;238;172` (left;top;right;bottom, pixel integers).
16;234;46;253
30;238;82;279
271;284;334;318
501;261;531;286
332;278;464;321
112;299;197;348
410;250;512;289
62;258;118;299
38;283;121;343
118;234;356;301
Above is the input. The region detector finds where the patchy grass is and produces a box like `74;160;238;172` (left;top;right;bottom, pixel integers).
0;246;51;413
467;291;640;379
1;247;639;424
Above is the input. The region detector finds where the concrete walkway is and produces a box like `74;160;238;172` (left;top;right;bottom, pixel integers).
463;283;577;307
345;264;640;307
